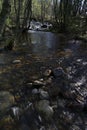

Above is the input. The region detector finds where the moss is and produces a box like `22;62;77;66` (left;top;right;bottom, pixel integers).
0;116;15;130
4;38;14;50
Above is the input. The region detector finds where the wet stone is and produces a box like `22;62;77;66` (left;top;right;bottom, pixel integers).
40;126;46;130
57;98;66;108
20;124;30;130
66;101;84;112
36;100;54;121
70;125;82;130
39;78;44;82
12;59;21;64
39;89;49;100
34;80;43;85
43;69;52;77
61;89;76;99
0;115;15;130
48;83;70;99
11;106;22;120
52;67;66;78
60;110;75;124
32;88;39;94
22;42;27;46
33;80;45;88
0;91;14;115
45;77;53;84
76;94;85;104
48;84;60;98
19;107;42;130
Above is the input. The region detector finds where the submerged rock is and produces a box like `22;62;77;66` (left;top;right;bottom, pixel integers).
0;91;14;115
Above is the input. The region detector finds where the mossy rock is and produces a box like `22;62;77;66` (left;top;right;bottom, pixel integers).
0;91;14;115
0;116;17;130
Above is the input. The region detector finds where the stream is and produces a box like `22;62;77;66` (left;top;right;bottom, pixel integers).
0;31;87;130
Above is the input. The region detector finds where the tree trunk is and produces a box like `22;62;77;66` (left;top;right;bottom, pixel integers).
0;0;11;37
22;0;32;28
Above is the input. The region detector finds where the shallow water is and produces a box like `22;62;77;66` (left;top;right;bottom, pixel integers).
0;31;87;130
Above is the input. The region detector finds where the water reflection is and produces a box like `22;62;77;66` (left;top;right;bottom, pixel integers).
28;30;60;55
0;31;86;65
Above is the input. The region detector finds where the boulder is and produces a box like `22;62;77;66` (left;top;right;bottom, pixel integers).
0;91;14;115
36;100;54;120
52;67;66;78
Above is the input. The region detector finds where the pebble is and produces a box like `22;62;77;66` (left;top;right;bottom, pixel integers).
13;59;21;64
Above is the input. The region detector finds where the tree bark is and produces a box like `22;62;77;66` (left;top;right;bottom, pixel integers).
0;0;11;37
22;0;32;28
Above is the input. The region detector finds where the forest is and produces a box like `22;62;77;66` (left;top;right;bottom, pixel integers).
0;0;87;130
0;0;87;38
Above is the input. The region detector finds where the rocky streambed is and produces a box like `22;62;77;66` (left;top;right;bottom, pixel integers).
0;53;87;130
0;32;87;130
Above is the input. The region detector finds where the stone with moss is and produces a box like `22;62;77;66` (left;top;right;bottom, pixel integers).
0;91;14;116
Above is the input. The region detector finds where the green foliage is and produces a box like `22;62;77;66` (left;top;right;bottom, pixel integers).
0;0;3;11
0;0;86;38
32;0;52;21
